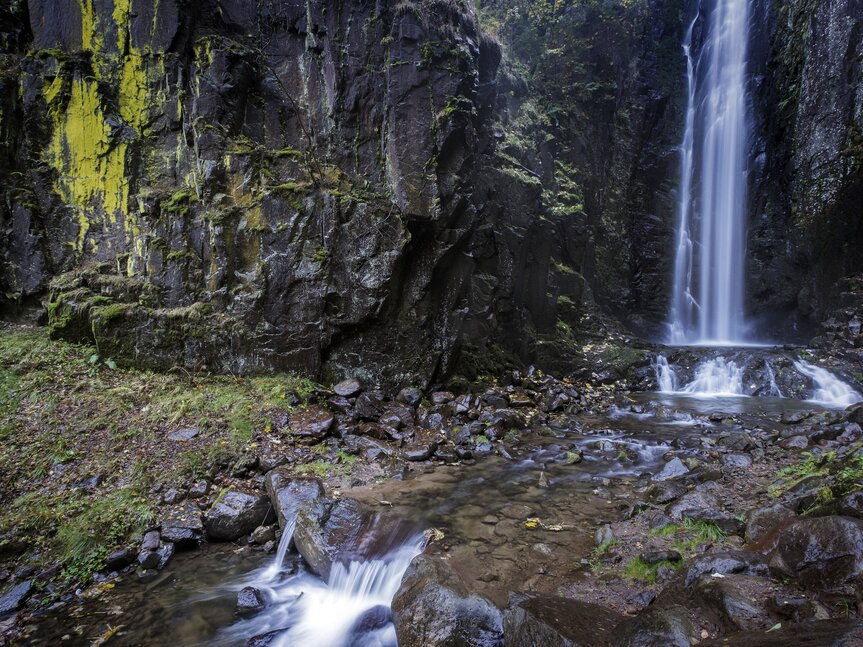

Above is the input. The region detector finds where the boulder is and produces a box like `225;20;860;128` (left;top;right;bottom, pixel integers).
205;489;274;541
263;471;325;530
237;586;267;616
744;503;795;544
692;574;776;632
682;551;769;588
505;594;622;647
348;604;393;642
666;484;743;535
769;515;863;590
393;554;504;647
609;604;693;647
355;391;387;421
397;388;423;407
292;498;369;580
652;457;689;481
289;407;334;443
333;378;362;398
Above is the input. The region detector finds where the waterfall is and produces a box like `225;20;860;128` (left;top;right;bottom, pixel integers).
793;360;863;408
680;357;745;396
654;355;678;393
764;361;783;397
668;0;751;344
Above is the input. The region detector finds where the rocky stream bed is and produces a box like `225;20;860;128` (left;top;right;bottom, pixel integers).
2;345;862;646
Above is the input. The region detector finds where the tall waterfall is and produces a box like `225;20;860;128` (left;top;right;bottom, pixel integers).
668;0;751;345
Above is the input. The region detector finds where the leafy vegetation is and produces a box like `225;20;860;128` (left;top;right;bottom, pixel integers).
621;556;682;584
768;448;863;505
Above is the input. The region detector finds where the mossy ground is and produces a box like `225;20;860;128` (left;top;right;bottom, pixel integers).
0;325;321;584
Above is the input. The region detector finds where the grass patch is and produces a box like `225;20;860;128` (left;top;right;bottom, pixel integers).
768;449;863;503
0;325;322;582
622;556;683;584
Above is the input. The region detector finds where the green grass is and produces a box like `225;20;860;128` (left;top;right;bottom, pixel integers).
0;326;322;582
768;449;863;504
622;556;682;584
648;519;726;554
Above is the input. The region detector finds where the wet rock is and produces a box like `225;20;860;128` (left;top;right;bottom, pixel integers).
699;619;863;646
397;388;423;407
431;391;455;405
328;395;354;414
251;525;276;545
162;487;185;504
653;457;689;481
722;453;752;468
0;580;32;613
393;554;504;647
781;410;811;424
504;594;622;647
158;542;175;569
648;481;687;504
404;443;438;462
205;489;274;541
356;391;387;421
161;501;204;549
766;594;830;622
507;392;533;408
666;484;743;535
104;548;135;571
809;490;863;520
138;550;161;569
333;378;362;398
779;435;809;450
744;503;795;544
609;604;693;647
237;586;266;616
168;427;199;441
682;551;769;588
769;515;863;590
188;480;210;499
247;630;288;647
781;474;828;512
692;574;775;631
595;525;615;546
348;604;392;639
289;407;334;443
264;470;325;530
141;530;161;552
293;498;369;580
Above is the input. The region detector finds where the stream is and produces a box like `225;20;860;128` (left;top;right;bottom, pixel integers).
21;383;848;647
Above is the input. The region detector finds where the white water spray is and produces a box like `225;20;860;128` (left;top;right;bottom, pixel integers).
764;361;783;398
653;355;678;393
793;360;863;408
654;354;745;397
668;0;751;344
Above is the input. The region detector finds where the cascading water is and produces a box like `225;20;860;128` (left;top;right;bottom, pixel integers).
217;522;425;647
668;0;751;345
654;354;744;397
793;360;863;408
653;355;678;393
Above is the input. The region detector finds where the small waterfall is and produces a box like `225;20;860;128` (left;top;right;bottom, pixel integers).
668;0;752;344
220;523;425;647
680;357;745;396
653;355;679;393
764;361;783;398
793;360;863;408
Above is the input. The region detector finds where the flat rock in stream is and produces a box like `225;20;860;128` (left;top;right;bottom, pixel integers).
161;501;204;548
205;489;274;541
504;594;622;647
652;457;689;481
393;554;504;647
264;471;325;530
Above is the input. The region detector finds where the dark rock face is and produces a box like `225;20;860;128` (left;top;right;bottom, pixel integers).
393;554;504;647
0;580;32;613
503;595;622;647
748;0;863;339
205;489;274;541
769;515;863;590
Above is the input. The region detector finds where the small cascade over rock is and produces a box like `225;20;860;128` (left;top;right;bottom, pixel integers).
222;515;425;647
654;355;744;397
793;360;863;408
